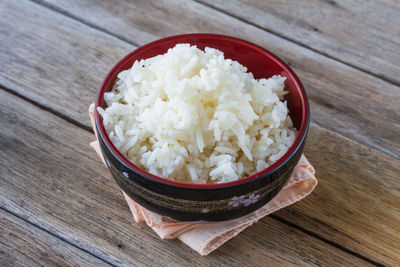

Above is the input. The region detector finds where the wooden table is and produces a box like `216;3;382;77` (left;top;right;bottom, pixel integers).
1;1;399;266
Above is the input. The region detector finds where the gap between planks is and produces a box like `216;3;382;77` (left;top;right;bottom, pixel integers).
0;84;93;133
30;0;140;48
0;206;117;267
270;215;384;267
0;81;384;266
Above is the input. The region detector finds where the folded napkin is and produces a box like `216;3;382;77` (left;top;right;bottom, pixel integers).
89;104;317;255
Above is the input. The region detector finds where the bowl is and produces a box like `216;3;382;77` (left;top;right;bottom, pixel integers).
95;34;309;222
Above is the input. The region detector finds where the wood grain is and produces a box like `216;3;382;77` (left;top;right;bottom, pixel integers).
2;0;399;160
0;209;110;266
0;89;371;266
200;0;400;85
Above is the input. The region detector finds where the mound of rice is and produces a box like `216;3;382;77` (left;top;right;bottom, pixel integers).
98;44;297;184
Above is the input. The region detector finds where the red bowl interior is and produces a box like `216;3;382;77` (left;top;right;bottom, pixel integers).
96;33;309;189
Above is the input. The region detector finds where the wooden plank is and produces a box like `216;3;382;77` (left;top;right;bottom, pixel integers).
0;0;133;128
278;123;400;265
0;90;371;265
200;0;400;85
0;209;110;266
2;0;399;160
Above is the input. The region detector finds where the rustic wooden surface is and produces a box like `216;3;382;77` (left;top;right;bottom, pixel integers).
0;0;399;266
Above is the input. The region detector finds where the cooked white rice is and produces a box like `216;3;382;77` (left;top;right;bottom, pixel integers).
98;44;297;184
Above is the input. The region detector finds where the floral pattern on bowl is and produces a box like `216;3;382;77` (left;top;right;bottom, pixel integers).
228;194;260;208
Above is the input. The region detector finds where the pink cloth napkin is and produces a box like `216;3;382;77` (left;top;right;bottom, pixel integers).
89;104;317;255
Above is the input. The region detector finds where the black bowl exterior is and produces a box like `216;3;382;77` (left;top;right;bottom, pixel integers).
97;125;306;222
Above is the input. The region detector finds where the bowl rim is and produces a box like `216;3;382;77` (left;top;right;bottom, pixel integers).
95;33;310;190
